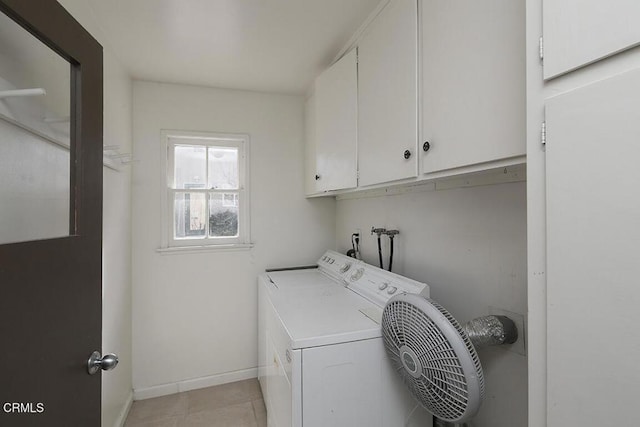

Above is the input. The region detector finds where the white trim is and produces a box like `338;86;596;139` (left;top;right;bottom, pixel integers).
113;390;134;427
160;129;251;250
433;163;526;191
156;243;254;255
336;182;436;201
133;368;258;400
160;130;169;247
317;160;526;200
133;382;178;401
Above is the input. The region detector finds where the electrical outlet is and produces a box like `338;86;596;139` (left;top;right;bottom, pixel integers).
489;307;526;356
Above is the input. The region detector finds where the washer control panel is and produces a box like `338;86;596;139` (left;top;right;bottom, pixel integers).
340;262;353;273
350;268;364;282
348;266;427;307
317;250;359;282
317;250;429;307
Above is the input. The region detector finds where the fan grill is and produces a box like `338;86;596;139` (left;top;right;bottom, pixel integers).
382;296;485;422
428;299;484;397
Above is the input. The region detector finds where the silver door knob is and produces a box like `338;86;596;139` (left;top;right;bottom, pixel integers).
87;351;119;375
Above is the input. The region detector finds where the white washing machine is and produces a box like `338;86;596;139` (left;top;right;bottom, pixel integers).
258;250;433;427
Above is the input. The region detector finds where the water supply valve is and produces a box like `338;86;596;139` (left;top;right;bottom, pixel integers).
371;227;386;236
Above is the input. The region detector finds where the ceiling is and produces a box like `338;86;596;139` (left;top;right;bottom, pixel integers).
83;0;381;94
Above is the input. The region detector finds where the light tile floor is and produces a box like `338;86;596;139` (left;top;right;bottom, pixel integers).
124;379;267;427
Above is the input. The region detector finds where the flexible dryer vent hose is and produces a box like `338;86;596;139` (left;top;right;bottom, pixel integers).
463;315;518;349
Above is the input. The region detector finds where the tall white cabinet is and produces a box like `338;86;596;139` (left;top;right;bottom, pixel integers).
421;0;525;175
528;0;640;425
542;0;640;78
544;69;640;427
314;49;358;192
357;0;418;186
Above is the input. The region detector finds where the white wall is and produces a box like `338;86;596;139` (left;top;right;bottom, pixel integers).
56;2;134;426
131;81;335;396
100;54;133;427
335;182;527;427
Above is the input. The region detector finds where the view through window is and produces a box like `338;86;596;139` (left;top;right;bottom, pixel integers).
164;132;248;247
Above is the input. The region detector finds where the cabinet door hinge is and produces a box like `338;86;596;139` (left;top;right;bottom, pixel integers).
541;121;547;145
539;37;544;61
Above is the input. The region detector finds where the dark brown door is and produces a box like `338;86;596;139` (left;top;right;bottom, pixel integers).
0;1;103;425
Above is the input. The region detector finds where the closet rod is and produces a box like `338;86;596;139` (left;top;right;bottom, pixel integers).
0;88;46;98
0;112;69;150
1;112;125;171
44;115;70;124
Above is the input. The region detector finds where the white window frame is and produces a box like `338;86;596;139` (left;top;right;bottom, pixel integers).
160;130;251;252
222;193;239;207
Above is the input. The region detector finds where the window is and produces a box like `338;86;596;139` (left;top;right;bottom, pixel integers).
161;130;250;250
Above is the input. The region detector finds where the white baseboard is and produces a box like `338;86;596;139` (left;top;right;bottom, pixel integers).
114;390;134;427
133;368;258;401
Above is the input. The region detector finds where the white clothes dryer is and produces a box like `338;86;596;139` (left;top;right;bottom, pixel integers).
258;250;433;427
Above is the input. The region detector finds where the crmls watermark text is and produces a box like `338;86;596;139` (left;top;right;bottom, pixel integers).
2;402;45;414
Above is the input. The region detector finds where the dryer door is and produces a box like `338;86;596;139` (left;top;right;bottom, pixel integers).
258;277;301;427
302;339;384;427
302;338;433;427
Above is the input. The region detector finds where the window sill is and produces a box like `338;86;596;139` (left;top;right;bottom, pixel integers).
156;243;254;255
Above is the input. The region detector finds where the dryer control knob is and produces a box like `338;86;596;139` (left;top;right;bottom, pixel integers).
340;263;352;273
350;268;364;282
387;286;398;295
378;282;389;290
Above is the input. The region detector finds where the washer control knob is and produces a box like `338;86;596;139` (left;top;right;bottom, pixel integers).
340;263;352;273
378;282;389;291
387;286;398;295
350;268;364;282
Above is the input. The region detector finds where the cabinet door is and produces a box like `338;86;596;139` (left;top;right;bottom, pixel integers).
543;0;640;79
358;0;418;187
421;0;525;175
315;49;358;192
546;69;640;426
304;94;318;195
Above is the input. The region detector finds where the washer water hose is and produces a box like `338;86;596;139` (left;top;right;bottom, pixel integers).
350;233;361;259
385;230;399;272
389;236;394;271
371;227;386;269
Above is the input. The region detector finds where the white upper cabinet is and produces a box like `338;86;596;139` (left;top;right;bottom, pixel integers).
357;0;418;187
304;93;318;196
543;0;640;79
314;48;358;192
421;0;526;175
